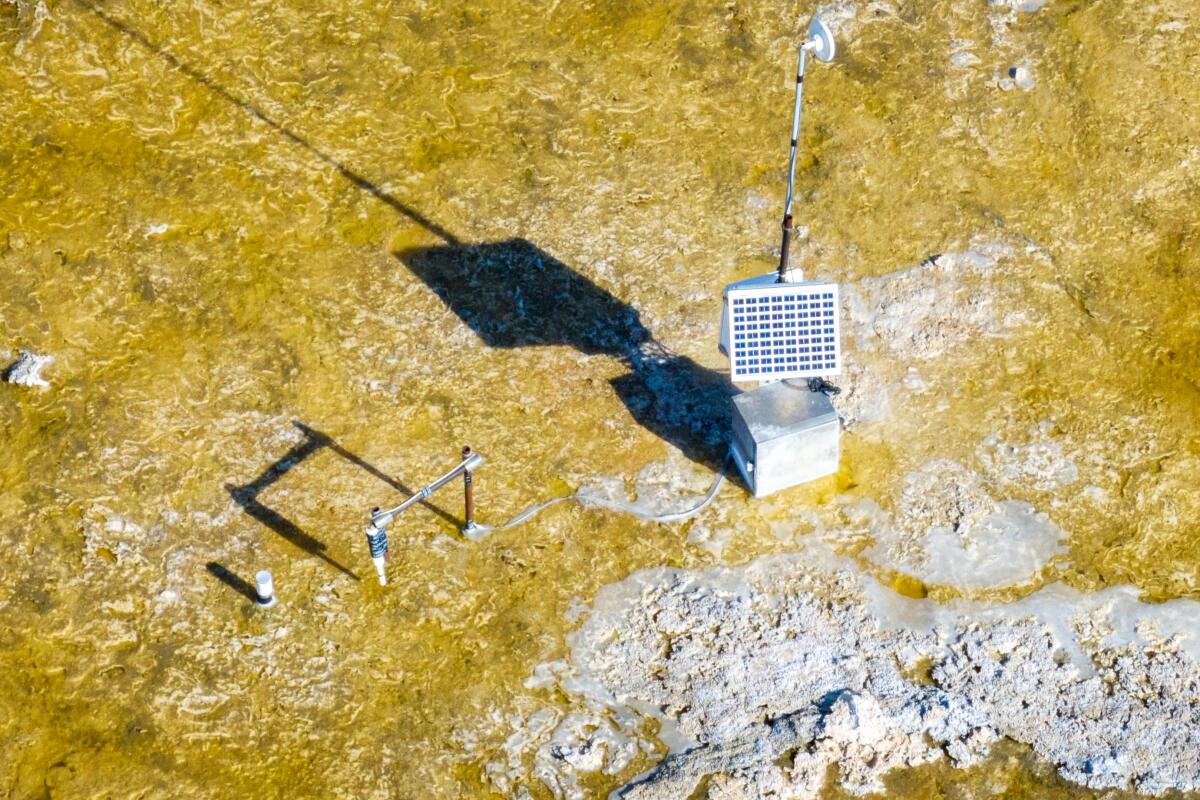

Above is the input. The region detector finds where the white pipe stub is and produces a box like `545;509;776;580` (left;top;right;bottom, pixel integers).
255;569;277;607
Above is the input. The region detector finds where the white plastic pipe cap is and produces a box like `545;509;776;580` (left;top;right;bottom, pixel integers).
255;569;277;607
372;556;387;586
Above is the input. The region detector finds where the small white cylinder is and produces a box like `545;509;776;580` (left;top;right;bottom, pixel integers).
372;556;387;586
255;569;277;607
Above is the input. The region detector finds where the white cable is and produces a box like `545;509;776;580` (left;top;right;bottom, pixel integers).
470;452;731;534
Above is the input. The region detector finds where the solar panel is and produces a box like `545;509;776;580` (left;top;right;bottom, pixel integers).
720;274;841;383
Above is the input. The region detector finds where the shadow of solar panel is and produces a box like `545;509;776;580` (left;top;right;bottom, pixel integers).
394;239;734;471
396;239;651;355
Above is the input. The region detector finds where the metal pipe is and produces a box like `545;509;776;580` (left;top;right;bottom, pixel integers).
779;213;795;278
370;450;484;529
461;446;478;536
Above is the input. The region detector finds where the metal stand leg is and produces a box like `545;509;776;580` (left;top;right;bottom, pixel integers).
461;445;479;537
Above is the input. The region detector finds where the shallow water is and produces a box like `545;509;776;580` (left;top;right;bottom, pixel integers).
1;0;1198;796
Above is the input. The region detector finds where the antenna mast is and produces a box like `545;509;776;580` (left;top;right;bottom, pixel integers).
778;15;836;283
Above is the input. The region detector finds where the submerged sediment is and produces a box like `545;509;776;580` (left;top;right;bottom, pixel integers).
5;0;1200;794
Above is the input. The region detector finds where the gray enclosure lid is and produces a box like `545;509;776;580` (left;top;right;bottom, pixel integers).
732;381;838;442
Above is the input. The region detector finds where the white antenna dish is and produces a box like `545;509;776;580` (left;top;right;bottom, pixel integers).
806;15;836;63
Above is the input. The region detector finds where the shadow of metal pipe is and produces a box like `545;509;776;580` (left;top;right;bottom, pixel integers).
204;561;258;603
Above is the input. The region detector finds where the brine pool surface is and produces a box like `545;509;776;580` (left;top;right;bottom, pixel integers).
1;0;1198;797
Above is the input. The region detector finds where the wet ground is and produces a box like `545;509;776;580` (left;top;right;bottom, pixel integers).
1;0;1198;796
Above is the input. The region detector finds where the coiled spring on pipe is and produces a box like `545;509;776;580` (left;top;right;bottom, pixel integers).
365;522;388;559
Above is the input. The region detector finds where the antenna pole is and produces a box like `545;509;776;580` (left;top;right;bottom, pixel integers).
778;44;809;283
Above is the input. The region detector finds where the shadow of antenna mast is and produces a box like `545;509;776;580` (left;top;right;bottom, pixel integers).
73;0;462;247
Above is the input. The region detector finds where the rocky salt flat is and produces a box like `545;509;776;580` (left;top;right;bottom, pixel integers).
2;349;51;389
502;544;1200;799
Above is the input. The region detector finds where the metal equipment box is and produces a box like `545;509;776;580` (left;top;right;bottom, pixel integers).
731;381;840;498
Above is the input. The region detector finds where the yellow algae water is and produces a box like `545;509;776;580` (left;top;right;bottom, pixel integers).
0;0;1198;797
